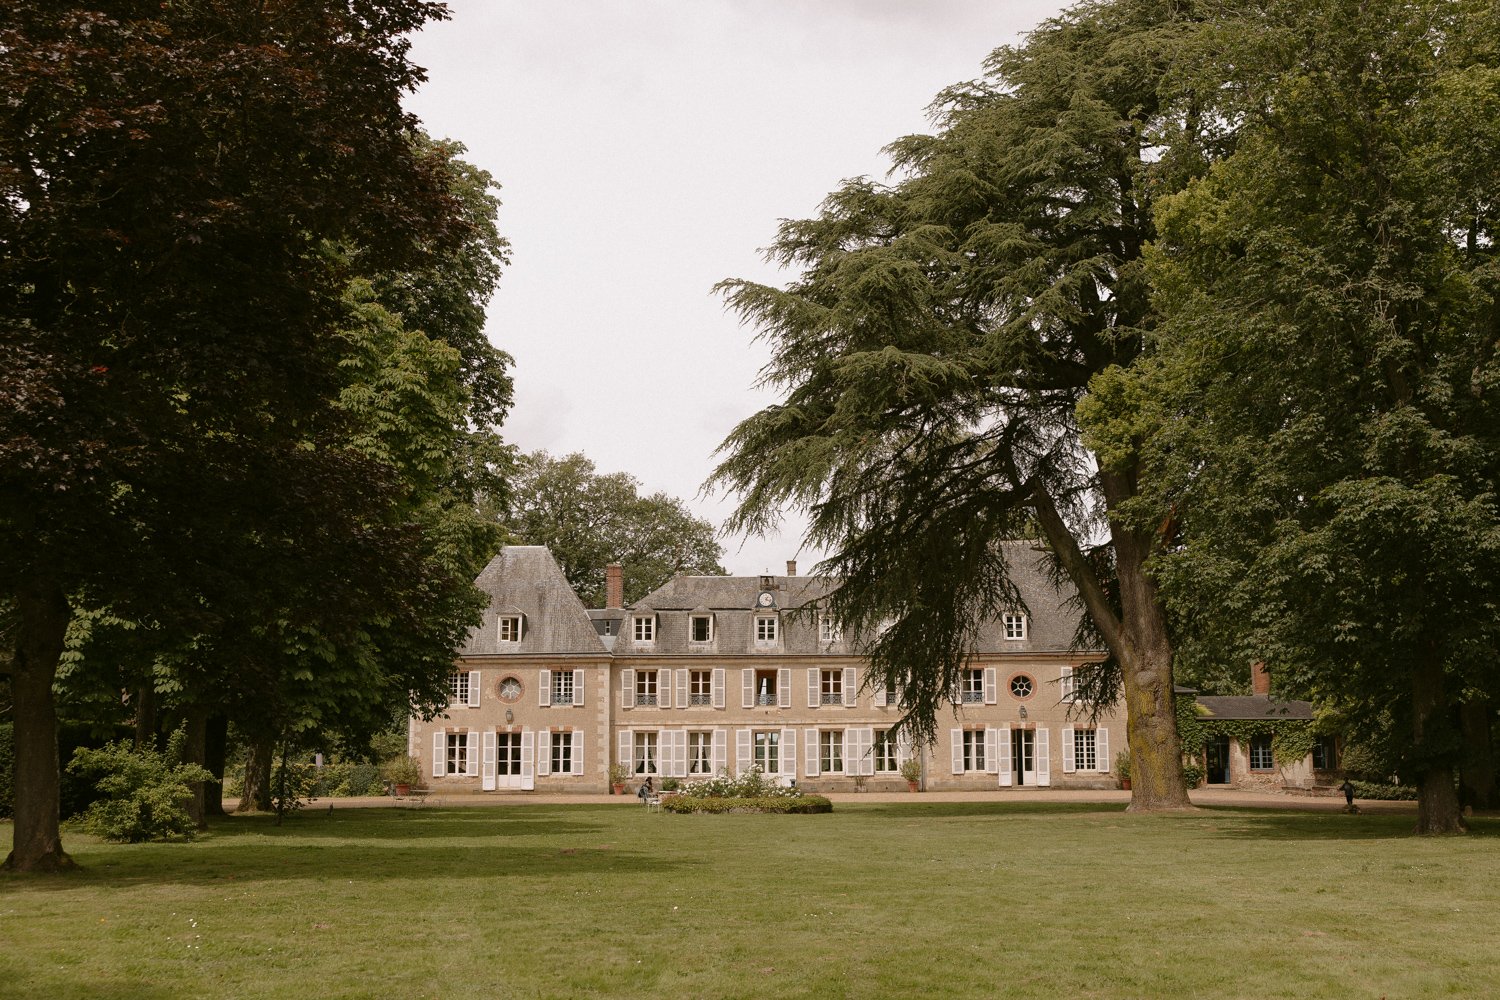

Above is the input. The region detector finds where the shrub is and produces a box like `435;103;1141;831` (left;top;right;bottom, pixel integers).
66;727;214;842
675;766;803;800
1181;763;1204;788
660;794;833;815
381;754;422;788
1350;780;1418;801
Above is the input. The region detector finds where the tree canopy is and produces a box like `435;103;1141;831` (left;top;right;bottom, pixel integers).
506;452;726;607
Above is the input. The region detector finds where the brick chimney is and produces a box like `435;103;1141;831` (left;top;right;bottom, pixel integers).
786;560;797;577
605;563;624;609
1251;660;1271;696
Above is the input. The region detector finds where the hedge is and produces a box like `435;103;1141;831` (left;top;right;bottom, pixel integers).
659;794;833;815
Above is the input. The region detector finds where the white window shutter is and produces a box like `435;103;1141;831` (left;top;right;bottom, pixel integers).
843;667;857;707
537;730;552;776
1098;727;1110;771
1062;725;1076;774
807;669;819;708
572;668;585;706
571;732;585;775
465;730;480;777
658;670;671;709
1061;666;1075;703
1035;728;1050;786
713;668;726;709
520;730;534;790
984;668;998;705
712;728;727;774
482;729;497;791
432;730;445;778
862;728;876;776
621;668;634;710
467;671;481;708
677;730;690;778
539;669;552;707
676;669;688;708
898;733;913;767
742;669;753;709
998;725;1012;786
985;727;999;774
804;727;820;777
874;681;887;708
735;729;752;774
949;679;961;706
774;668;788;709
618;730;632;776
781;729;796;777
951;729;964;774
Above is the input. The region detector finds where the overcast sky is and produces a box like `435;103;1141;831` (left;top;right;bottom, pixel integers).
404;1;1066;576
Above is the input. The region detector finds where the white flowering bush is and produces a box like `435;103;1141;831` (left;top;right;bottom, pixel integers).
663;767;831;814
676;766;802;799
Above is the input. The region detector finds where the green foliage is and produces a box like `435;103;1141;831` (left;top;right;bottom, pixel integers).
899;758;923;783
1180;763;1204;788
380;755;423;788
66;728;213;843
1351;781;1419;801
310;761;383;798
1115;751;1132;781
505;451;725;606
660;794;833;815
1175;697;1315;768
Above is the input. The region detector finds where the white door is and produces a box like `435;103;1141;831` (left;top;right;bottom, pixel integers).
1013;728;1037;786
496;732;524;789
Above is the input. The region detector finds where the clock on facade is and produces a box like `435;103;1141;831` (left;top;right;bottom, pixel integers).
756;591;775;608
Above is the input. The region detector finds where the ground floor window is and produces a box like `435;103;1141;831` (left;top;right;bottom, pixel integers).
1249;733;1275;771
445;732;468;775
633;731;658;774
963;729;986;772
551;731;573;774
688;731;714;774
819;730;844;773
1072;728;1097;771
873;729;899;773
1311;736;1338;771
753;730;780;773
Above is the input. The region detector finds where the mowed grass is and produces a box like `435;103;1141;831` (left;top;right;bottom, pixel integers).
2;803;1495;1000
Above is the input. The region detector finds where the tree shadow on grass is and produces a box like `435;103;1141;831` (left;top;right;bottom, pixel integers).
1190;807;1500;841
846;801;1125;820
207;805;613;841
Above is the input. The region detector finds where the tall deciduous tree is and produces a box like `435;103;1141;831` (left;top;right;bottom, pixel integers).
1;1;471;870
711;0;1209;809
506;452;726;607
1135;0;1500;834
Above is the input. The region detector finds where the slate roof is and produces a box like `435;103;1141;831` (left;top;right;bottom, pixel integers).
1194;695;1314;721
460;547;608;656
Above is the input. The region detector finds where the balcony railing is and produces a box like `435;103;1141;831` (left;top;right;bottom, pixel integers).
820;692;842;705
756;692;777;706
635;694;658;707
689;693;713;706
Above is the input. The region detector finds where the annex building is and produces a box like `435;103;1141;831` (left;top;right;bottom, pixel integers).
408;544;1136;793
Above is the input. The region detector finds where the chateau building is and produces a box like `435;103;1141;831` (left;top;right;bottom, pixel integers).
409;544;1128;793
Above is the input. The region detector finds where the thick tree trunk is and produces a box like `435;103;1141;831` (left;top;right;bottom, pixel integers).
132;681;158;750
236;739;273;813
1459;700;1497;810
181;709;208;831
203;714;228;817
3;582;76;872
1411;656;1466;835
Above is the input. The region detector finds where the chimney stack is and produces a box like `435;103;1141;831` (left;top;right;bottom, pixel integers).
1251;660;1271;696
605;563;624;609
786;560;797;577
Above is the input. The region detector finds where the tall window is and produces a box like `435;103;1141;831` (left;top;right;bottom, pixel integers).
445;732;468;775
688;731;713;774
753;730;780;773
633;615;655;642
962;730;986;772
450;672;470;704
634;670;659;707
884;679;899;706
551;670;574;705
873;729;899;773
754;669;777;706
551;731;573;773
689;670;713;706
1311;737;1338;771
820;669;842;705
1002;613;1027;640
755;615;779;643
961;669;984;704
633;731;658;774
1073;728;1098;771
690;615;713;643
1249;734;1274;770
819;730;844;773
819;615;839;643
497;615;521;642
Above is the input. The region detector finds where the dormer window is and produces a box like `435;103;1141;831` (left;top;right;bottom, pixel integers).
690;614;714;643
632;614;655;643
755;615;778;644
498;615;522;643
1002;613;1027;640
819;615;839;644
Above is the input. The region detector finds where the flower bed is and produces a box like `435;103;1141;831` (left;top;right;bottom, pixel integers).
660;767;833;814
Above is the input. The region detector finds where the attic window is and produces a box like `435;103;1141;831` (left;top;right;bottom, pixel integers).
633;615;655;643
819;615;839;643
498;615;522;643
1002;613;1027;640
690;614;713;643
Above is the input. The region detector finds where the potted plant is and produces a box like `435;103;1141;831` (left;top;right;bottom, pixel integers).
899;758;922;792
382;755;421;797
608;763;630;795
1116;750;1132;791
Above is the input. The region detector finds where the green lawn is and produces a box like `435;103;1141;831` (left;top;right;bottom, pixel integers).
1;803;1494;999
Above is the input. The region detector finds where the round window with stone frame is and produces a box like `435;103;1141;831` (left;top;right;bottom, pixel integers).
1009;674;1035;700
497;676;524;703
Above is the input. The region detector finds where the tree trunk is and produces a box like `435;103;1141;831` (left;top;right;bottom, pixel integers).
3;582;76;872
132;681;157;750
181;709;208;830
1459;699;1497;810
236;739;273;813
203;714;228;817
1412;656;1466;834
